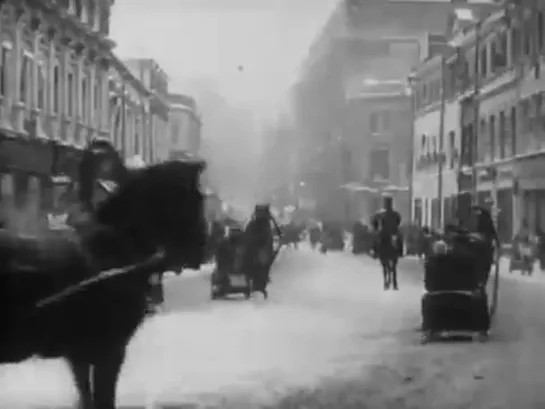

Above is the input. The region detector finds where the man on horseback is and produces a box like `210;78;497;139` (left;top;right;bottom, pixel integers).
371;195;402;290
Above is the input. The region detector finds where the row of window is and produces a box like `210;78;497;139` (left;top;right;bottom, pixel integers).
414;8;545;112
416;130;459;171
369;110;391;133
0;45;103;124
472;92;545;165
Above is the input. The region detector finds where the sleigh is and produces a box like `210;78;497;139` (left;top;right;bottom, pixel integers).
211;224;251;299
421;230;492;343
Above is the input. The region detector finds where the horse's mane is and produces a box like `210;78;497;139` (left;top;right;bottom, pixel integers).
94;159;204;228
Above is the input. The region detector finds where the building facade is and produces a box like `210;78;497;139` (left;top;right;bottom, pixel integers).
291;0;474;223
108;58;152;163
411;53;461;230
123;58;170;163
0;0;115;232
166;93;201;159
447;2;545;242
343;80;412;223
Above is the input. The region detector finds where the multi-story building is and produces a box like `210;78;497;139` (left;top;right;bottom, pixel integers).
0;0;116;232
122;58;170;163
292;0;485;223
344;79;413;223
411;50;461;230
166;93;201;159
446;2;545;242
108;58;152;163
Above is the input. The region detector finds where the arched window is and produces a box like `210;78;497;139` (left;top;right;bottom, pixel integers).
0;43;11;97
20;54;31;103
53;65;60;113
37;63;45;110
81;75;88;121
67;71;74;117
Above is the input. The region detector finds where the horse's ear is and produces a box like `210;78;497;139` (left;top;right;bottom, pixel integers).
192;159;206;174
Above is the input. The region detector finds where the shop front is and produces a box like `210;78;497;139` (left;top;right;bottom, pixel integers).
474;163;514;244
513;154;545;233
0;134;55;232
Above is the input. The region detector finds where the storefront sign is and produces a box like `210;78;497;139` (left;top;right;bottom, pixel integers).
0;137;54;175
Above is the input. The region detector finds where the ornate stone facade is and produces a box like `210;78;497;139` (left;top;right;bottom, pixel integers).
0;0;115;231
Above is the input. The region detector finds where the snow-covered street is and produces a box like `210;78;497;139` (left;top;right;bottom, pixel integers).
1;246;545;408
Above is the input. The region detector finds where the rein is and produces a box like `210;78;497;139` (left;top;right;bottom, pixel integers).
35;251;165;310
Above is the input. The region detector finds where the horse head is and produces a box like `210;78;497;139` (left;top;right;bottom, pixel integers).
94;159;207;271
78;139;128;211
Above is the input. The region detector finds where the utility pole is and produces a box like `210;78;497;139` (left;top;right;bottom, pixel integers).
437;55;447;228
509;0;536;236
471;20;483;207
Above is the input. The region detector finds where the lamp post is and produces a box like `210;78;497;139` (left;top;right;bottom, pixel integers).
437;55;447;228
407;73;416;224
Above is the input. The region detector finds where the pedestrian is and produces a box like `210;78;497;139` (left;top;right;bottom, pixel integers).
535;226;545;272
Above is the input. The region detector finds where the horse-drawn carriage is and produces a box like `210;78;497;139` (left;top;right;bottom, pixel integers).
421;208;499;343
211;222;252;299
210;204;282;300
0;137;207;408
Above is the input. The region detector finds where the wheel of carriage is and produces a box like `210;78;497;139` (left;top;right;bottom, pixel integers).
420;330;433;344
473;331;489;343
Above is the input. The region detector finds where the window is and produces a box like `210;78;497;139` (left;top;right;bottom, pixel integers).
369;149;389;180
37;65;45;110
53;65;59;113
489;114;496;161
499;111;506;159
135;117;141;155
480;45;488;77
510;106;517;156
534;92;542;133
369;111;390;134
81;76;87;121
449;130;456;169
497;32;508;67
511;26;521;61
382;111;391;131
20;55;30;102
538;11;544;51
521;99;530;134
461;124;474;167
523;22;532;56
0;46;9;96
478;118;487;162
171;121;180;143
67;72;74;117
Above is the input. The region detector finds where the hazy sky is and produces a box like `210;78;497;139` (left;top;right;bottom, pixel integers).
110;0;338;118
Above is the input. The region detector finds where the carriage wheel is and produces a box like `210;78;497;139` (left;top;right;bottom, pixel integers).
420;331;433;344
473;331;489;343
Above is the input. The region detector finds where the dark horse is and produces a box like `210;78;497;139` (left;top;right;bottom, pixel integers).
0;140;207;409
371;198;402;291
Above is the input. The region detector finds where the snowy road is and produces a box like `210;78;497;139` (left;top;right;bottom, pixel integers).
1;247;545;408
